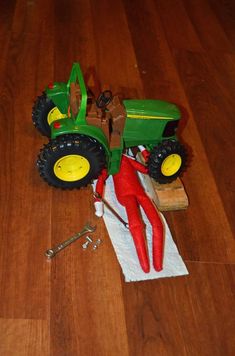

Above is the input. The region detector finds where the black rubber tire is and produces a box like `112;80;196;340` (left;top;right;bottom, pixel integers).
32;92;55;137
148;140;187;184
37;134;106;189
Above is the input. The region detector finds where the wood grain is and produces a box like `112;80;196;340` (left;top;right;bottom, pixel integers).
0;318;49;356
0;0;235;355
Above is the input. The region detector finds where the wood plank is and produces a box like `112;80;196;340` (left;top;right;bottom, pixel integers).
152;178;189;211
53;0;97;80
0;32;53;319
209;0;235;47
123;0;192;101
0;319;49;356
90;0;144;96
173;50;235;234
155;0;203;51
0;0;16;37
10;0;54;37
122;263;235;356
0;1;15;85
183;0;235;51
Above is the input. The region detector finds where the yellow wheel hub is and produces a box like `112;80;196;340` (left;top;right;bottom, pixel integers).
54;155;90;182
161;154;182;176
47;107;67;125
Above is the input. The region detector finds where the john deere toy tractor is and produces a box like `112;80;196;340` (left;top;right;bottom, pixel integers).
32;63;187;189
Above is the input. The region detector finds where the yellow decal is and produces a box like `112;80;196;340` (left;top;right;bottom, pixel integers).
127;114;174;120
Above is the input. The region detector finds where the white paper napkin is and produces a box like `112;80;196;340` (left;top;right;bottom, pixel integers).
93;175;188;282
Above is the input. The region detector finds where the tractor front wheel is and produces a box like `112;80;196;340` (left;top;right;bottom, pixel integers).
37;134;106;189
148;140;187;184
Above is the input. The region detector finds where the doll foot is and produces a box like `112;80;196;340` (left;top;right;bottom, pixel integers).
153;261;163;272
140;260;150;273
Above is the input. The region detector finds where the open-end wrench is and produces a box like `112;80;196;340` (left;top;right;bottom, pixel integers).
45;222;96;259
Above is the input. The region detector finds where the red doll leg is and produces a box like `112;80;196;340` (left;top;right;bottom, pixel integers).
137;195;164;272
122;196;150;273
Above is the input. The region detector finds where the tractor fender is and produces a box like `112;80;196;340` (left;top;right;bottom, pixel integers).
45;83;69;114
51;120;111;159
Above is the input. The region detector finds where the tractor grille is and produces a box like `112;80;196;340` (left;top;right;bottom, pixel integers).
163;120;179;137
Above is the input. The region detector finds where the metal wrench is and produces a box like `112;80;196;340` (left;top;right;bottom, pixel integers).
45;222;96;259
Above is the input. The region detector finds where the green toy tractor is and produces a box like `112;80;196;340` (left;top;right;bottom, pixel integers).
32;63;187;189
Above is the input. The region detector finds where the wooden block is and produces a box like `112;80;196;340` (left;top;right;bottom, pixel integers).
137;153;189;211
152;178;189;211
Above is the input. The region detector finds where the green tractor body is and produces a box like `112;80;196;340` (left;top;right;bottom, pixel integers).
123;99;180;146
33;63;187;189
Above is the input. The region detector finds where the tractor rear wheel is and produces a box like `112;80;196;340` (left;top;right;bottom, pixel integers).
37;134;106;189
148;140;187;184
32;93;64;137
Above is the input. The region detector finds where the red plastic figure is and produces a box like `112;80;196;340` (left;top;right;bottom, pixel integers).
94;148;164;273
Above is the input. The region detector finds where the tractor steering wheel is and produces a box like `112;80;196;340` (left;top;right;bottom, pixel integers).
96;90;113;108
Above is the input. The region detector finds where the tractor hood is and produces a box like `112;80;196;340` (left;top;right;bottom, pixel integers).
123;99;180;120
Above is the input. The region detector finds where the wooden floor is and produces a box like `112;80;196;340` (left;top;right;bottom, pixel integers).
0;0;235;355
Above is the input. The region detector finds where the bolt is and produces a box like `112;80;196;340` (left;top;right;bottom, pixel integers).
82;236;93;250
82;241;90;249
92;239;103;250
86;236;93;243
